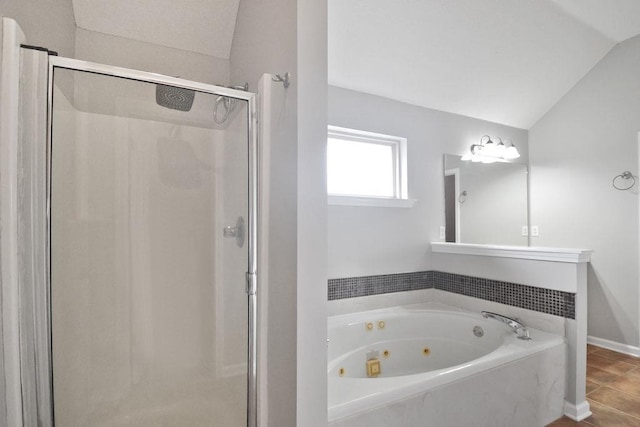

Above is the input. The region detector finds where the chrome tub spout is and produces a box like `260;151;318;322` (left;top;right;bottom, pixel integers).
481;311;531;341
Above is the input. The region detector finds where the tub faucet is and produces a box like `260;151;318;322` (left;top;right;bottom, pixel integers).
481;311;531;340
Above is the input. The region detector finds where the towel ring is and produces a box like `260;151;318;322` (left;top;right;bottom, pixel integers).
458;190;468;203
613;171;636;190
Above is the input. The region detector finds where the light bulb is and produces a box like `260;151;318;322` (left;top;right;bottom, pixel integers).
482;157;497;164
483;139;495;156
504;145;520;159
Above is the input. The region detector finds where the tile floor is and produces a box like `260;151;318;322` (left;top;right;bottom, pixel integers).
547;344;640;426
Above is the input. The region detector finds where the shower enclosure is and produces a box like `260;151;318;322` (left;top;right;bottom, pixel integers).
13;49;258;426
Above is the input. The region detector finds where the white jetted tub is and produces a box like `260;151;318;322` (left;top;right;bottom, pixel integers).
328;304;566;426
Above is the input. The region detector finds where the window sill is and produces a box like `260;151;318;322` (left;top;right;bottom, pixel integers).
328;195;417;208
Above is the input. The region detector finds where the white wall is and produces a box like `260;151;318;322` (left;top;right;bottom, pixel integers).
231;1;329;425
230;0;297;91
0;0;76;57
328;86;529;278
529;34;640;348
230;2;298;426
231;1;331;426
296;0;328;425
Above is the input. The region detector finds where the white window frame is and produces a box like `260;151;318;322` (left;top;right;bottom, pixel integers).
327;125;416;208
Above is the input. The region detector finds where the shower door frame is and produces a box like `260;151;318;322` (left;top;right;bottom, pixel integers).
41;56;259;427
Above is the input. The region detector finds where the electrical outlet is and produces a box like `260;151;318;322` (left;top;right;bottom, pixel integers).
439;226;446;239
521;226;528;236
531;226;539;237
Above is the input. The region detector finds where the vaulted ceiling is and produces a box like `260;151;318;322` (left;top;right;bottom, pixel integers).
70;0;640;129
329;0;640;129
549;0;640;42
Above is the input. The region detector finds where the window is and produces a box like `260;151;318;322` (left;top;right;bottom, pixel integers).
327;126;414;207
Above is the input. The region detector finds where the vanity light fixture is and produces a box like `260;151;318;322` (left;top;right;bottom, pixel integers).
461;135;520;163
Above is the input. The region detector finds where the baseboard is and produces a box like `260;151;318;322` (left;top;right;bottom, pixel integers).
587;336;640;357
564;401;591;421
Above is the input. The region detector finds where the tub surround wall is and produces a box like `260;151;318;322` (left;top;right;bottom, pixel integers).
436;271;575;317
328;272;432;300
431;243;591;293
328;289;567;340
328;243;592;421
328;271;575;319
431;289;566;337
328;289;434;317
431;243;591;421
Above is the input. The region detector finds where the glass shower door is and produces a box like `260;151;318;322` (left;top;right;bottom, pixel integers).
49;66;252;426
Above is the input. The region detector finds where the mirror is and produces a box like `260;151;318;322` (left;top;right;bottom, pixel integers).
444;154;528;245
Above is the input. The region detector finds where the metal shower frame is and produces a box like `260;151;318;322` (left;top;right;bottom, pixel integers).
41;56;260;427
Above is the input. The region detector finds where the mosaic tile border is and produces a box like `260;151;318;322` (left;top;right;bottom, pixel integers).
432;271;575;319
328;271;433;300
327;270;575;319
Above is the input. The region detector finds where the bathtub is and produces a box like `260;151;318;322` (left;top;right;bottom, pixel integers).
328;304;566;426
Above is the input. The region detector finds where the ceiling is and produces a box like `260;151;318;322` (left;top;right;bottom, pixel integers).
329;0;640;129
70;1;640;129
72;0;240;59
548;0;640;43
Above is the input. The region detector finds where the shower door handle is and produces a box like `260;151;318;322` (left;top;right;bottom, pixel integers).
223;216;245;248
